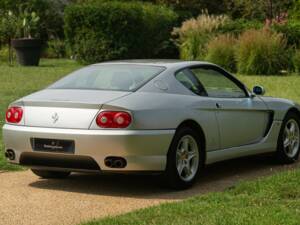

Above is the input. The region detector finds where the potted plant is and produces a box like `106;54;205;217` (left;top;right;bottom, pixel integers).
11;10;42;66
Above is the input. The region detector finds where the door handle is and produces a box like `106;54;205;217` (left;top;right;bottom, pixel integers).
216;103;222;109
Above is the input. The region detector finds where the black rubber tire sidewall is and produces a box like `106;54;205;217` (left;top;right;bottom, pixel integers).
164;127;204;190
276;111;300;164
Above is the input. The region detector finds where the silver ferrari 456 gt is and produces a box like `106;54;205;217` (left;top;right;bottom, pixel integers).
3;60;300;189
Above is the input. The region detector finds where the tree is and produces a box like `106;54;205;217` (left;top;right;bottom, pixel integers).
225;0;295;20
0;11;18;64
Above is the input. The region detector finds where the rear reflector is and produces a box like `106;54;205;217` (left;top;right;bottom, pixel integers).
96;111;132;128
6;106;23;123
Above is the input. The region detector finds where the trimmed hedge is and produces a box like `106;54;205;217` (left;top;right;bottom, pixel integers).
64;1;178;63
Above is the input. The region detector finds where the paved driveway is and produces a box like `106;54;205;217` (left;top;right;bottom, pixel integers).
0;156;299;225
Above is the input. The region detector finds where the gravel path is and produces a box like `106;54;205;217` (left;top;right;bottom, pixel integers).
0;156;299;225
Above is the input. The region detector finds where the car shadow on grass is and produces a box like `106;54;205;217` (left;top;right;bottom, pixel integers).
29;155;300;200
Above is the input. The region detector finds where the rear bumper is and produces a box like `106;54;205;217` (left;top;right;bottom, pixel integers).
2;124;175;172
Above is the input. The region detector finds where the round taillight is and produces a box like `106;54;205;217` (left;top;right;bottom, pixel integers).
96;111;132;128
6;106;23;123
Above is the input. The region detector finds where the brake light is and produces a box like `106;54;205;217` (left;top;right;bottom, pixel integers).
96;111;132;128
6;106;23;123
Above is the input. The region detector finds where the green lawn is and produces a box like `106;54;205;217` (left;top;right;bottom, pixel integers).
1;59;300;171
0;59;81;170
82;169;300;225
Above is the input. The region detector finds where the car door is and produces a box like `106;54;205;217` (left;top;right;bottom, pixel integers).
189;65;270;149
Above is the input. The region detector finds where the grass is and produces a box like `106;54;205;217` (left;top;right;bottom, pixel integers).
1;59;300;170
0;59;81;170
82;169;300;225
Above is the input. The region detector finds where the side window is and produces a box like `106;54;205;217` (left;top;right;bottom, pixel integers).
190;68;247;98
175;70;207;96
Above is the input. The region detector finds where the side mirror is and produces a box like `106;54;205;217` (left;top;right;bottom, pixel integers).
253;86;265;96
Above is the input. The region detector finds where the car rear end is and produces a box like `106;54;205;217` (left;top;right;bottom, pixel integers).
2;64;175;173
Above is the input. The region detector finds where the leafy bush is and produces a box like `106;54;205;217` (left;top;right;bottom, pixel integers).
236;29;290;75
226;0;294;20
173;11;229;60
64;1;178;63
220;19;263;36
293;50;300;74
289;0;300;20
0;0;69;41
205;34;237;72
44;39;69;59
272;20;300;47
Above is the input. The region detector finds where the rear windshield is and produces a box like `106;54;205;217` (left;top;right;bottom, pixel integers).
49;64;166;91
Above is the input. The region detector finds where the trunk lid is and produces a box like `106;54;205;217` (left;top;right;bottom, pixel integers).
21;89;130;129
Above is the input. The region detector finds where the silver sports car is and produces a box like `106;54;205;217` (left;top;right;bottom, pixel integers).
3;60;300;189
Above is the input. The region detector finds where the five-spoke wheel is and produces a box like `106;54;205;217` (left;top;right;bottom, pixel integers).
276;112;300;163
176;135;199;182
164;126;203;189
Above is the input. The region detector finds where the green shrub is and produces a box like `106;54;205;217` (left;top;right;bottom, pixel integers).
172;11;229;60
236;29;290;75
0;0;67;41
44;39;69;59
220;19;263;36
293;50;300;74
272;20;300;48
205;34;237;72
64;1;178;63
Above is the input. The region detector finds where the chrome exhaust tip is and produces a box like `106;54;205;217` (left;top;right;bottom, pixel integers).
5;149;16;160
104;157;127;168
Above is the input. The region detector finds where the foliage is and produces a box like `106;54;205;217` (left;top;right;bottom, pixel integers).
173;11;229;60
0;46;15;62
220;18;263;35
272;20;300;47
153;0;227;15
64;1;178;63
289;0;300;19
0;0;70;41
293;49;300;74
0;11;18;43
45;39;69;58
236;28;290;75
226;0;295;20
0;10;19;63
20;10;40;38
205;34;237;72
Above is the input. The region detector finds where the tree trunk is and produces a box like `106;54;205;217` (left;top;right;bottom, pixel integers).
8;39;12;66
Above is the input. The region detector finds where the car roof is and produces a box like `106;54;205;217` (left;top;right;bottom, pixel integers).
92;59;214;69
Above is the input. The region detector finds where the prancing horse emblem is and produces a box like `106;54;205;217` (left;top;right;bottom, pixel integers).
52;112;59;124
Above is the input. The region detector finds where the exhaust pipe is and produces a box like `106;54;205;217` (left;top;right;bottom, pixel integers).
5;149;15;160
104;158;113;168
104;157;127;168
113;159;124;168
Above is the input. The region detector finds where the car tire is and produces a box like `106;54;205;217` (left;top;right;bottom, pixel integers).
31;169;71;179
276;111;300;164
164;126;204;190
